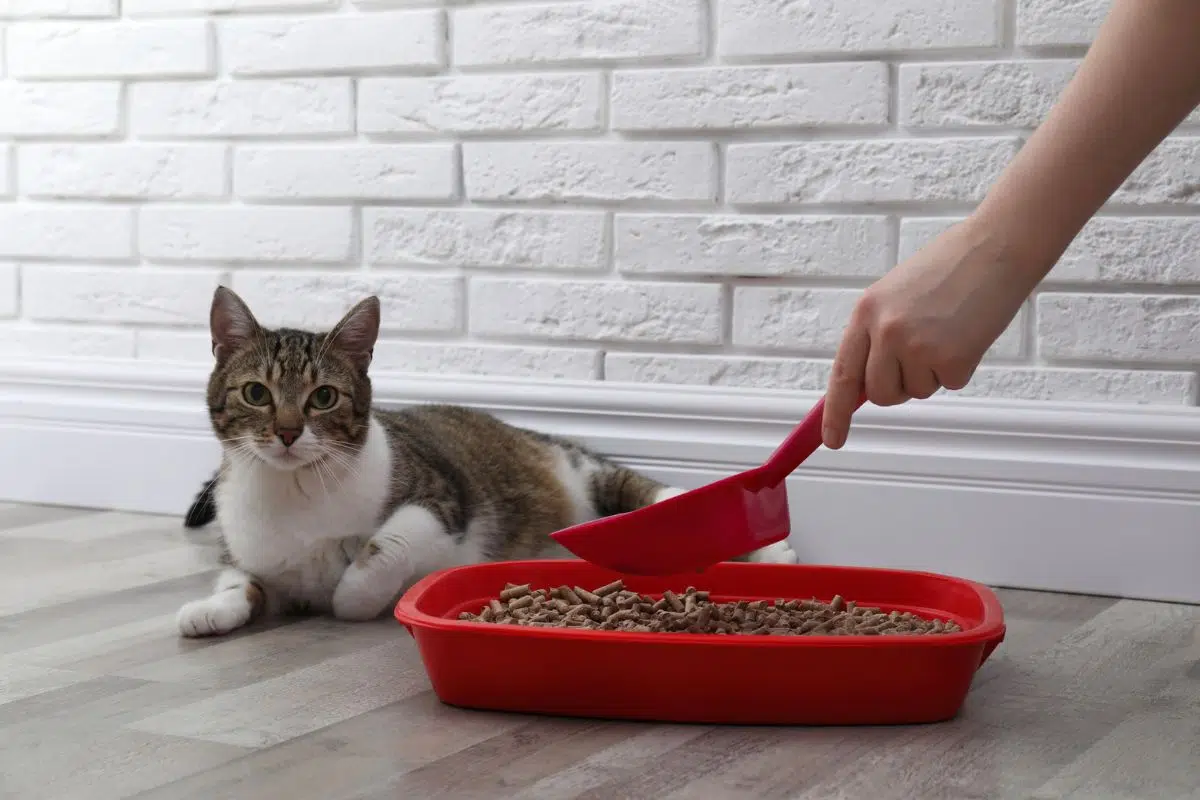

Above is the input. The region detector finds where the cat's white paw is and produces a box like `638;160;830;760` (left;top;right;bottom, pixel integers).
332;566;393;622
177;593;252;638
748;539;800;565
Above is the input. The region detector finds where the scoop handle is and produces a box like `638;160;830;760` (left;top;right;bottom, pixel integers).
758;393;867;487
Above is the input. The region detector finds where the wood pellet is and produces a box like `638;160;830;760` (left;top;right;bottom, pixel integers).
457;581;963;636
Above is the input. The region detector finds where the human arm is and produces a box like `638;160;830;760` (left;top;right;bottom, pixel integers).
821;0;1200;449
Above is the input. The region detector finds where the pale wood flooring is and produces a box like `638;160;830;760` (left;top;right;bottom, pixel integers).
0;502;1195;800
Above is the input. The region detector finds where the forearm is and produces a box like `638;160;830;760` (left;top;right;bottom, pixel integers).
970;0;1200;289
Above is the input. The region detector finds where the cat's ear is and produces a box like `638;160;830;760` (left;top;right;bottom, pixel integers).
327;295;380;371
210;286;261;363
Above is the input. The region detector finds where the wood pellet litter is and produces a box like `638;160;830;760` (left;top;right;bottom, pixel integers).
457;580;963;636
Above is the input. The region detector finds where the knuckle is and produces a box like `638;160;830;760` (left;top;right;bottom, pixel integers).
865;379;906;408
876;314;909;344
940;370;972;391
854;291;879;319
870;392;905;407
909;384;936;400
830;367;859;388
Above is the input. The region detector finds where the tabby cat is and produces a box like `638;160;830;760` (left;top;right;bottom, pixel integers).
176;287;797;637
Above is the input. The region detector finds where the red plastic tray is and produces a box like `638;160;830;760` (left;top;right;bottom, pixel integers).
393;560;1005;726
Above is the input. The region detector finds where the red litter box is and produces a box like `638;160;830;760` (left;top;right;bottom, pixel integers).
394;559;1005;726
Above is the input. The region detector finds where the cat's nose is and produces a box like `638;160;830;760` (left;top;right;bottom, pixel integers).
277;427;303;447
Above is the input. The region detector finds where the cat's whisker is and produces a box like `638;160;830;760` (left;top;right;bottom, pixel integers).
310;454;332;496
311;449;357;492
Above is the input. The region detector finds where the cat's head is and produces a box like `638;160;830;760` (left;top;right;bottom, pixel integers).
205;286;380;472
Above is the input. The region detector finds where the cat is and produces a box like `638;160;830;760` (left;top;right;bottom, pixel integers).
176;286;798;637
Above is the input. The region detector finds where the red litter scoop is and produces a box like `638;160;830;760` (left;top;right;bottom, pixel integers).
551;394;866;576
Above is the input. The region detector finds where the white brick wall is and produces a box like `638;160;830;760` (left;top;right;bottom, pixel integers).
21;144;227;199
8;20;213;79
234;144;457;200
220;11;443;77
0;0;1196;408
464;142;717;203
452;0;705;68
359;74;604;135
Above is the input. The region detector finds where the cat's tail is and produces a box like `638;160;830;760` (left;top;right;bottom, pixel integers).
588;461;680;518
183;470;219;529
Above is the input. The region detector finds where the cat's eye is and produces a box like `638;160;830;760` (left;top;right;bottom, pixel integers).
242;382;272;406
308;385;339;410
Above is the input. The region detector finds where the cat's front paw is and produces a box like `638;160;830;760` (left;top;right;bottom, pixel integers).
177;594;252;637
748;539;800;565
332;566;392;622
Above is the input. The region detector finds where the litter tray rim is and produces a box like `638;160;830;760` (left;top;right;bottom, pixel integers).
393;559;1007;650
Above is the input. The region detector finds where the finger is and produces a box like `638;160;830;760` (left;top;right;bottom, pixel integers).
936;362;977;392
824;325;870;450
900;362;940;400
865;336;908;407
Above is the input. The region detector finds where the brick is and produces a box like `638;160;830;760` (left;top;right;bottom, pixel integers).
905;217;1200;285
352;0;426;6
606;353;831;390
956;367;1196;405
615;214;892;277
1051;218;1200;284
0;206;132;259
371;342;598;379
0;145;9;196
8;20;211;79
1110;139;1200;206
1038;294;1200;363
720;0;1000;57
352;0;429;6
230;271;461;333
612;64;889;131
221;10;442;76
0;0;115;18
20;144;227;199
234;144;456;201
453;0;703;67
140;206;352;264
124;0;335;14
135;330;211;362
0;83;119;136
465;142;716;203
130;79;351;138
899;60;1077;128
0;264;16;318
1016;0;1105;46
727;138;1018;205
469;279;722;344
733;285;1024;358
22;266;222;324
732;287;859;352
359;73;603;135
0;324;133;358
365;209;606;271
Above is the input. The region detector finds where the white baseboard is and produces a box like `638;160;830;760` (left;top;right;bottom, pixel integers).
0;358;1197;604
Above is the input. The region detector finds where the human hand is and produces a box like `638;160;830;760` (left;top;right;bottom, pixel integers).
818;0;1200;450
821;218;1034;450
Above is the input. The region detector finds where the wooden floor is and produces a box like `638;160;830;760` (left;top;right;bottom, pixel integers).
0;502;1196;800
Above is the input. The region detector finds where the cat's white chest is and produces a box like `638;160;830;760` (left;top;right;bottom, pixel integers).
215;417;393;609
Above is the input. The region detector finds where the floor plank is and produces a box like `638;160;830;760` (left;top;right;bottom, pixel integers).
0;504;1194;800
